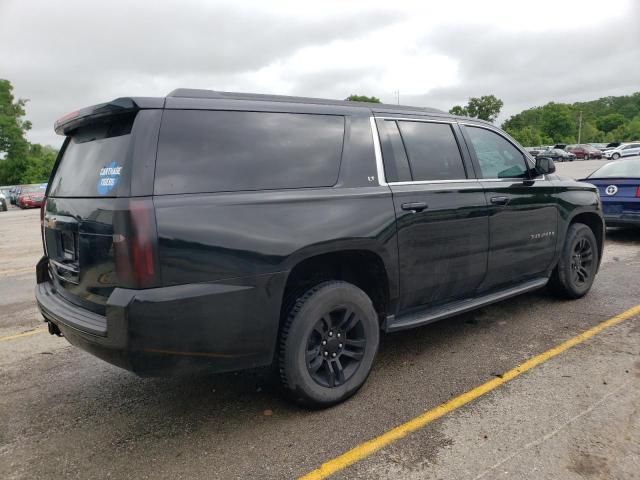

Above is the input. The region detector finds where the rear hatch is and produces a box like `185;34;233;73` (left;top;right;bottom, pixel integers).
44;103;162;314
592;179;640;215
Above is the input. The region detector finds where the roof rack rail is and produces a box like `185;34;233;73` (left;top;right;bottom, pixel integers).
166;88;444;113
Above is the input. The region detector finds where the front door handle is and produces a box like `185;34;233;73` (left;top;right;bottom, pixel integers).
490;196;510;206
401;202;428;212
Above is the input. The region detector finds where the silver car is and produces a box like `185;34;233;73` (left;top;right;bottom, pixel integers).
0;192;8;212
603;142;640;160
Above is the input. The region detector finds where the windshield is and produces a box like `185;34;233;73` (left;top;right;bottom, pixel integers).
588;159;640;179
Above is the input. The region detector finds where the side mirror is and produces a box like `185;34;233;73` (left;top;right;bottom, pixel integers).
536;156;556;175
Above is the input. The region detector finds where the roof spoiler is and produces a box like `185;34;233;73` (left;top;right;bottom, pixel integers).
54;97;164;135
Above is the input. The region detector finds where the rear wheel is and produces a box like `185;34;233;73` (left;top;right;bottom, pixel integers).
279;281;379;408
548;223;598;299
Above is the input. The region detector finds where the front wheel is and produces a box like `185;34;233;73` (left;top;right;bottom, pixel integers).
548;223;599;299
612;153;620;160
279;281;379;408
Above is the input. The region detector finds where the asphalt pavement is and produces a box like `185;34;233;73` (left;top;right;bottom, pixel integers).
1;168;638;479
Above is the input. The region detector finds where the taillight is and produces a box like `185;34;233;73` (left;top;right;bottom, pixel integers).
114;198;159;289
636;186;640;198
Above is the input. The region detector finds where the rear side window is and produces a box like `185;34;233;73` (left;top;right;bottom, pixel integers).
49;115;134;198
397;121;466;181
377;120;411;182
155;110;345;194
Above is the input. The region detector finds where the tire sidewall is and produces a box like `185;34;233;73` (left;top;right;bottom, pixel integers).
282;282;379;406
557;224;599;298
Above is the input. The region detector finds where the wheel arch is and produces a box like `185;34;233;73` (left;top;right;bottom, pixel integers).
280;249;394;327
568;211;605;269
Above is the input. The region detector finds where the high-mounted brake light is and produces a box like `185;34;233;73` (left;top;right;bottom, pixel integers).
55;110;80;124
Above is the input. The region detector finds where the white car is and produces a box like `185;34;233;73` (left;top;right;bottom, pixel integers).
603;142;640;160
0;192;7;212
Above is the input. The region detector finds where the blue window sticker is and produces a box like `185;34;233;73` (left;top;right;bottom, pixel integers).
97;161;122;195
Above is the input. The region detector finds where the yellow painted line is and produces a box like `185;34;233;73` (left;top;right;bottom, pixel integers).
0;327;47;342
299;304;640;480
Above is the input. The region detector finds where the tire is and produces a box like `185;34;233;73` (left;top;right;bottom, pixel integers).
279;281;379;408
612;153;620;160
548;223;599;299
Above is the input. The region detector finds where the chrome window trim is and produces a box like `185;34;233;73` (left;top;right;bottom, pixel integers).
372;116;469;185
371;116;547;187
369;117;388;186
388;179;480;186
376;116;456;125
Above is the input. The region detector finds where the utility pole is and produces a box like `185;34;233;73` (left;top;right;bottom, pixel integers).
578;111;583;144
394;90;400;105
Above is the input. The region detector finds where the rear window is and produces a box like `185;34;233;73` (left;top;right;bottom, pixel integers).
154;110;344;194
48;115;134;198
588;159;640;178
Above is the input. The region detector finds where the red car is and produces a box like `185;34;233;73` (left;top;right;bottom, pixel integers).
16;185;46;209
567;145;603;160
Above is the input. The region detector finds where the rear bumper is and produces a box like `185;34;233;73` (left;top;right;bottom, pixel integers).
604;213;640;227
35;256;286;375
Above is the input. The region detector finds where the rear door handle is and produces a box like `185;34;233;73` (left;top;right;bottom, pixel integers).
401;202;428;212
490;196;510;206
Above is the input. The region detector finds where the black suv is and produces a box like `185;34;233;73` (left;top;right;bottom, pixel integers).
37;89;604;407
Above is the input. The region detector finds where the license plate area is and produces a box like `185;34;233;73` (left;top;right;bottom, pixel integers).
604;204;623;214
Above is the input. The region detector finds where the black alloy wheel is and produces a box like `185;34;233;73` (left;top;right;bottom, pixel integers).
305;306;367;388
548;223;599;299
570;236;594;287
279;281;379;407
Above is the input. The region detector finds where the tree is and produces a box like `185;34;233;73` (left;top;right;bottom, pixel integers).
596;113;626;133
540;103;575;142
0;79;58;185
450;95;503;122
449;105;468;116
626;115;640;140
0;79;31;161
504;126;550;147
345;94;381;103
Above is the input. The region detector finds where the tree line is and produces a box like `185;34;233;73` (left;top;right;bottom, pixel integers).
501;93;640;146
3;82;639;188
349;91;640;147
0;79;57;186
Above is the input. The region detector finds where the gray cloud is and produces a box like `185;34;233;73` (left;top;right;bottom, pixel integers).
1;0;639;149
406;3;640;123
0;0;402;146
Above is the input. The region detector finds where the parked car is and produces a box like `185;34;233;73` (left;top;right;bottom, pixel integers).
601;142;622;152
603;143;640;160
9;186;20;205
588;143;608;150
0;191;7;212
538;148;576;162
16;184;46;209
582;158;639;227
37;90;604;407
567;144;603;160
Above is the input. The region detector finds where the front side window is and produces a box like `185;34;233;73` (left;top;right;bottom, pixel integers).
466;126;528;179
396;121;466;181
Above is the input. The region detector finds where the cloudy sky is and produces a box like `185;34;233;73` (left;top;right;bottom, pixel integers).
1;0;639;147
